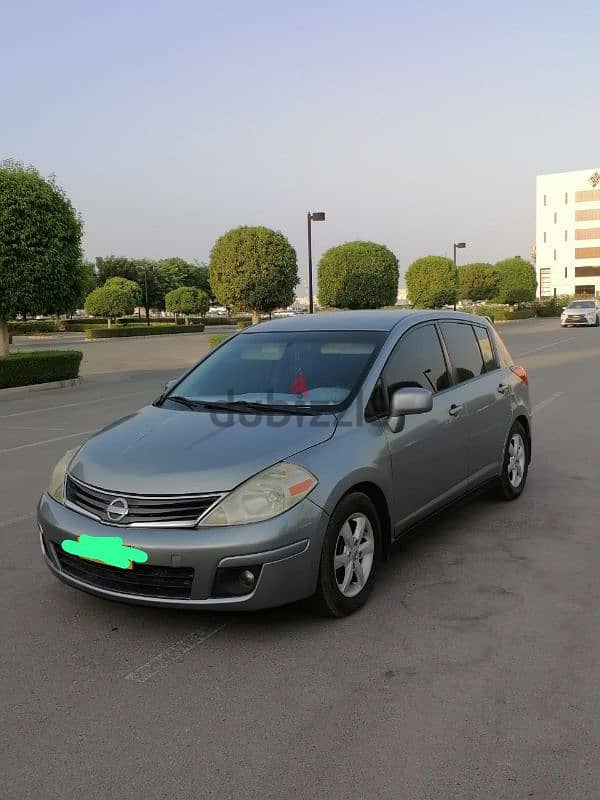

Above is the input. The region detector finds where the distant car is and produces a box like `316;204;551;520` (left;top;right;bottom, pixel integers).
560;300;600;327
39;310;531;617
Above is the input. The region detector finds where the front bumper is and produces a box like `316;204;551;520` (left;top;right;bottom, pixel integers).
38;493;328;610
561;317;595;326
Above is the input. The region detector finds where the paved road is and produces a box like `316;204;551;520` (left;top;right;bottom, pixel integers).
2;319;600;799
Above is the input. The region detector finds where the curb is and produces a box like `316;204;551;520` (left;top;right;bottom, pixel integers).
0;377;82;399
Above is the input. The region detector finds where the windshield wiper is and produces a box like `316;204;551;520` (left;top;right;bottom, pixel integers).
165;395;199;410
165;396;323;416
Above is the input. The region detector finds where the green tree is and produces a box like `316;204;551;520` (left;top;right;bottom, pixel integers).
494;257;537;305
458;262;499;302
317;241;398;309
156;258;212;298
406;256;458;308
209;226;298;324
0;160;83;355
165;286;210;324
94;256;159;321
84;277;141;327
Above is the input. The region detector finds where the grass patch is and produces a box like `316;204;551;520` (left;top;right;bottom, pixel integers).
209;334;233;348
0;350;83;389
85;324;205;339
473;305;536;322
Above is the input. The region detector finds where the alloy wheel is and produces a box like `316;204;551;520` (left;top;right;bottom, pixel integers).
334;513;375;598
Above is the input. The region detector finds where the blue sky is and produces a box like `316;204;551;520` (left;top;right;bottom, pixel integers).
2;0;599;291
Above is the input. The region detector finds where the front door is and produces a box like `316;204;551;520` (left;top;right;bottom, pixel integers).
382;323;470;533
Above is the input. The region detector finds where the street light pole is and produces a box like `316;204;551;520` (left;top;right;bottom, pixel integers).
307;211;325;314
144;266;150;327
453;242;466;310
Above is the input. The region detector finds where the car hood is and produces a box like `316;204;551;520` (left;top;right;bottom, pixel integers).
68;405;337;494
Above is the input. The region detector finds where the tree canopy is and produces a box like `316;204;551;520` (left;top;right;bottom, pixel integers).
458;262;499;302
406;256;458;308
209;226;298;323
494;257;537;305
84;277;141;326
317;241;399;309
165;286;210;322
156;258;212;298
0;160;83;353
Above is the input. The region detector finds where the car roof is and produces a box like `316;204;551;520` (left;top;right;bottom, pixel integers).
242;309;487;333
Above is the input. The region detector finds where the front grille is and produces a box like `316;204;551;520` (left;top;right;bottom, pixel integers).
566;315;586;322
55;548;194;599
65;475;223;527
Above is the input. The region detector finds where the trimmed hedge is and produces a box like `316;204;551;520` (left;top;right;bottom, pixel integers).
8;320;57;335
473;305;536;321
85;324;205;339
0;350;83;389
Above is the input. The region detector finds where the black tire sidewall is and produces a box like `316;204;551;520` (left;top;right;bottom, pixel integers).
316;492;381;617
499;422;529;500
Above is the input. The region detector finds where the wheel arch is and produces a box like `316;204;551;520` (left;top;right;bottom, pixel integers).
341;481;392;561
514;414;532;463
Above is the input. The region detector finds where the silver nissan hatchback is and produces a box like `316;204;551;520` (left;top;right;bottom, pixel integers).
38;310;532;617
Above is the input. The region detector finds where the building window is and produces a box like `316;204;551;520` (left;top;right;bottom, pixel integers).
576;209;600;221
554;212;557;224
553;249;557;261
564;267;568;278
575;189;600;202
575;227;600;240
575;247;600;259
575;285;596;296
565;230;568;241
574;266;600;277
565;192;568;204
543;231;547;243
544;194;547;206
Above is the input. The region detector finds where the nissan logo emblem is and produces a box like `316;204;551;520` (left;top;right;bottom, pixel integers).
106;497;129;522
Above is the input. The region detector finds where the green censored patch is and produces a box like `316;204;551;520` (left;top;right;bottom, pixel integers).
61;535;149;569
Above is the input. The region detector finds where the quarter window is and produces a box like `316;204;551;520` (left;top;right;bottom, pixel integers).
439;322;485;384
473;326;498;372
383;324;450;396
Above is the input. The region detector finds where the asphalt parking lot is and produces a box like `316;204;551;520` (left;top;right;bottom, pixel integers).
3;318;600;799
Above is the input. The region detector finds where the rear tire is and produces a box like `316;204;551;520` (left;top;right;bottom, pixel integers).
492;421;529;501
313;492;381;617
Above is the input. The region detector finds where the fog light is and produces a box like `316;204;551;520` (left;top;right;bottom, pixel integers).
240;569;256;588
212;564;262;598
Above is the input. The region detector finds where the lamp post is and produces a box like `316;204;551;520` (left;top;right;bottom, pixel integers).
143;266;150;326
453;241;466;266
452;243;466;310
307;211;325;314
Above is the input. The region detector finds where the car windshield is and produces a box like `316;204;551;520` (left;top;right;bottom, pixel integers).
164;330;387;412
568;301;595;308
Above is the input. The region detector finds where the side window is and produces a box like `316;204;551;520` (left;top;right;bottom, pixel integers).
473;326;499;372
439;322;485;384
383;324;450;397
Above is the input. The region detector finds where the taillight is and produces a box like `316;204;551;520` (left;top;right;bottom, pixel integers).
510;364;528;385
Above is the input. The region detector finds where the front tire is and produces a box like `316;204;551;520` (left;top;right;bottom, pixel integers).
493;421;529;501
594;316;599;328
314;492;381;617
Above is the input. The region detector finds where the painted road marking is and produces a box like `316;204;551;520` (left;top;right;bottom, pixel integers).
532;392;565;415
0;429;98;455
0;390;148;419
124;625;227;683
0;511;36;529
516;337;574;357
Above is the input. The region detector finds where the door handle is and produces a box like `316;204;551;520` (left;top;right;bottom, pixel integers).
448;404;463;417
497;383;509;395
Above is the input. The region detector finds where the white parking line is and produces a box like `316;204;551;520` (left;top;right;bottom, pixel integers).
0;390;148;419
516;337;574;357
532;392;565;415
0;511;36;529
124;625;227;683
0;429;98;454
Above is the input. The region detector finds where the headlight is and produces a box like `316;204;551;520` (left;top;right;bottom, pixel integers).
198;462;317;526
47;448;78;503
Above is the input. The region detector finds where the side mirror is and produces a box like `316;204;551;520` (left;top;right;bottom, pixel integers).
387;387;433;433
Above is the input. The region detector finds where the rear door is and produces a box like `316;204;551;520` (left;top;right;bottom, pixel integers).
438;321;511;482
382;323;470;530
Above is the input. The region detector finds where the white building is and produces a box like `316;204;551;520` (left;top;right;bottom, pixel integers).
536;168;600;298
